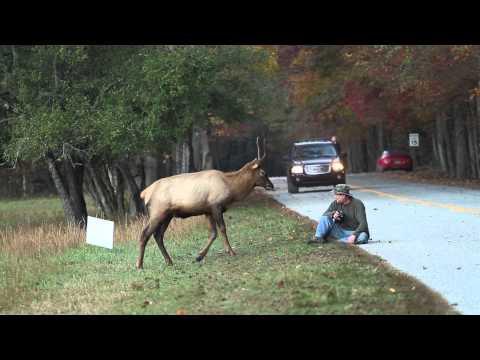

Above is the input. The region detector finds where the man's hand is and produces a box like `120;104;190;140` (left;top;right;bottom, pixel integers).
332;211;341;221
346;235;356;244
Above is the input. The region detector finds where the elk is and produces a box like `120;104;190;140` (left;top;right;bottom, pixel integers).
136;137;274;269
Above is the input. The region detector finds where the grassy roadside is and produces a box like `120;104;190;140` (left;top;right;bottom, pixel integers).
0;193;457;315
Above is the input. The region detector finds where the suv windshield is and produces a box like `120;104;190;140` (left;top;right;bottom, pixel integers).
293;144;338;160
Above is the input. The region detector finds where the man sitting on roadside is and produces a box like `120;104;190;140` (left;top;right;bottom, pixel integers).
309;184;370;245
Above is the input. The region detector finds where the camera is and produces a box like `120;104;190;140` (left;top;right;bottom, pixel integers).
334;210;345;223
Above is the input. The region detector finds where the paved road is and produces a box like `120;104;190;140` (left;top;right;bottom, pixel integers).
268;173;480;315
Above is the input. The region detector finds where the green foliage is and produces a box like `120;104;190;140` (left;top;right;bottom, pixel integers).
2;45;284;164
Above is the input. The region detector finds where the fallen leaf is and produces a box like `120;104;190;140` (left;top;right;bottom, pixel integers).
411;286;416;291
142;300;153;308
176;308;187;315
389;288;396;293
277;280;285;288
423;266;428;270
457;267;462;270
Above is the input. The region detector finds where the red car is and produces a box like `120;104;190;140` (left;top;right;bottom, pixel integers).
377;151;413;172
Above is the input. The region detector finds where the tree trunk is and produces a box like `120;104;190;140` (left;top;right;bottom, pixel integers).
453;102;469;179
63;158;87;223
20;161;32;198
475;86;480;179
159;153;172;178
348;138;367;173
377;120;385;153
366;125;379;172
117;161;145;217
84;161;116;219
444;110;456;177
144;154;160;187
192;126;202;171
192;126;213;171
186;138;194;173
435;112;448;173
46;155;86;227
346;144;355;173
174;141;191;174
112;164;125;217
467;101;478;179
134;156;146;191
84;171;102;214
474;112;480;179
431;128;439;168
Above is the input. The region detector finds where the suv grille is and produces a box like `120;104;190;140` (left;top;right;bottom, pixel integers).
305;164;330;175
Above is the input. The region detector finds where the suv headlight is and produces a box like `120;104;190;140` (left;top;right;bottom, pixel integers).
331;158;344;172
291;165;304;175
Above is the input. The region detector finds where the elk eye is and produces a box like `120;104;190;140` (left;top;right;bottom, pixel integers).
260;170;266;176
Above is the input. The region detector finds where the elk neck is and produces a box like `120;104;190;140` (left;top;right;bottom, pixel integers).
225;165;258;201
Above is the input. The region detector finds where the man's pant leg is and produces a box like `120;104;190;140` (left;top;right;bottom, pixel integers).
315;216;334;239
355;232;369;245
333;227;369;245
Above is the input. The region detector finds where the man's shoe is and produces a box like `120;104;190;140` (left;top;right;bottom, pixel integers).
307;236;326;245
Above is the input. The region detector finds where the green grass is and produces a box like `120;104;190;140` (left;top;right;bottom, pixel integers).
0;196;99;228
0;196;66;228
0;194;457;315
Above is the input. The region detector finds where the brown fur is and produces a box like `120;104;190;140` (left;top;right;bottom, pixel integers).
136;157;274;269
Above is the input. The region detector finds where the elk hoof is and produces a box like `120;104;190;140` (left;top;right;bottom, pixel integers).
227;250;236;257
195;255;204;262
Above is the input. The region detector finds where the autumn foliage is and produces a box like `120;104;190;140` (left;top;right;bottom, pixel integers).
273;45;480;178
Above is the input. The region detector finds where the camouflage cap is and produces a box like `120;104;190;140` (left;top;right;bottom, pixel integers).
334;184;352;196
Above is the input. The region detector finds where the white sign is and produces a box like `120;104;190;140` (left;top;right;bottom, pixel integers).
409;133;420;147
86;216;114;249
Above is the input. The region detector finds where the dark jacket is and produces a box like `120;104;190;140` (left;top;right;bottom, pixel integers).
323;197;370;237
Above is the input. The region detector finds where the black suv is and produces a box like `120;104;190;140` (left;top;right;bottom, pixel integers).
286;140;346;193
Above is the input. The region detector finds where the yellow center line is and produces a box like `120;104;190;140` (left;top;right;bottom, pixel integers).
349;182;480;216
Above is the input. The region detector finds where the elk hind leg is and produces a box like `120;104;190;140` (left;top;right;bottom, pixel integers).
154;214;174;266
212;208;236;257
136;216;163;270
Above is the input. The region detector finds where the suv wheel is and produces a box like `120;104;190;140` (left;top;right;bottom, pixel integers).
287;177;299;193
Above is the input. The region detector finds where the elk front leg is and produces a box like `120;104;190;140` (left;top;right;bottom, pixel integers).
196;214;218;262
212;207;236;257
